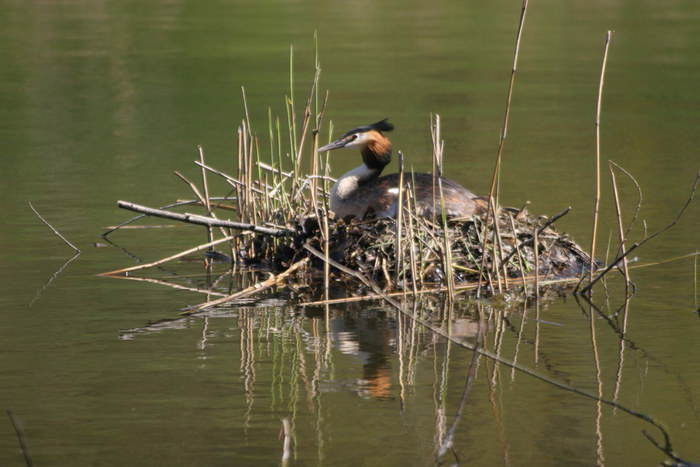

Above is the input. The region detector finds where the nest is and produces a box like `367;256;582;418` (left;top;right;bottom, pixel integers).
205;200;593;294
106;106;593;297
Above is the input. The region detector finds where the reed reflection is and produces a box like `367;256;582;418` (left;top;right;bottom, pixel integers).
116;274;688;464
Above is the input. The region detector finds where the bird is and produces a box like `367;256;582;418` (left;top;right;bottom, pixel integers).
318;119;487;221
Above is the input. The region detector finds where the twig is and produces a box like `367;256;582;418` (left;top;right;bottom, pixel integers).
117;200;291;237
579;169;699;294
7;409;33;467
194;160;266;195
609;161;643;251
28;202;80;253
609;160;631;294
478;0;529;297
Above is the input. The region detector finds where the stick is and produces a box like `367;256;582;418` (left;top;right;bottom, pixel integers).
117;200;291;237
28;202;81;253
103;198;240;238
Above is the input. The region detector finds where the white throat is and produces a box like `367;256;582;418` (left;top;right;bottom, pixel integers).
330;163;380;218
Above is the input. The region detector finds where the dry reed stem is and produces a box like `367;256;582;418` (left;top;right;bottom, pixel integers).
491;203;506;292
395;152;405;290
431;115;455;298
199;146;214;245
310;89;330;243
236;125;244;216
609;161;643;255
534;225;540;299
174;171;208;206
609;161;631;295
195;161;266;196
404;197;419;294
588;30;612;290
100;235;237;276
478;0;529;298
310;96;332;301
29;202;81;253
178;154;232;242
508;213;528;286
295;67;321;178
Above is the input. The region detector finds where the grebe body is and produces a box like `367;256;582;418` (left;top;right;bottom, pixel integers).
319;119;485;220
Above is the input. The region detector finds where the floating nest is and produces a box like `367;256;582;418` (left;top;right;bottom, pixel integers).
107;114;594;297
216;201;593;294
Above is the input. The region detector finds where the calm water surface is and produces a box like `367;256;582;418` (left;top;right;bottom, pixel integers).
1;0;699;465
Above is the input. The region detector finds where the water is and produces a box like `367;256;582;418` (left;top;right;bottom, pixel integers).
1;0;699;465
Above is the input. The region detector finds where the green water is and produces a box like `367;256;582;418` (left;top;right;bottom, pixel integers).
1;0;699;465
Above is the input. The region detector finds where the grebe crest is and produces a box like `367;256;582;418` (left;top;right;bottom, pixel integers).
319;119;485;220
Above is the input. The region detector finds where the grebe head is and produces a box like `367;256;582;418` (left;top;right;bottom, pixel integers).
319;119;394;170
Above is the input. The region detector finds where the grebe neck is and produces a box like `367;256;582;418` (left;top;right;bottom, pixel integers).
330;163;382;218
361;139;392;170
333;163;382;199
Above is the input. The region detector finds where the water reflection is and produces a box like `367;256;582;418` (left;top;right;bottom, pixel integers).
107;249;700;464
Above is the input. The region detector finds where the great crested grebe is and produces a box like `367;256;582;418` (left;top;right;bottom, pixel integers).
318;119;487;220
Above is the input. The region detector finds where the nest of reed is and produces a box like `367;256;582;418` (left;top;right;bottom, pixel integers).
234;197;592;295
108;80;593;297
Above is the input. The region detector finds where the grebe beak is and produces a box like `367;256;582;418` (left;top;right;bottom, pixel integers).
317;138;349;152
